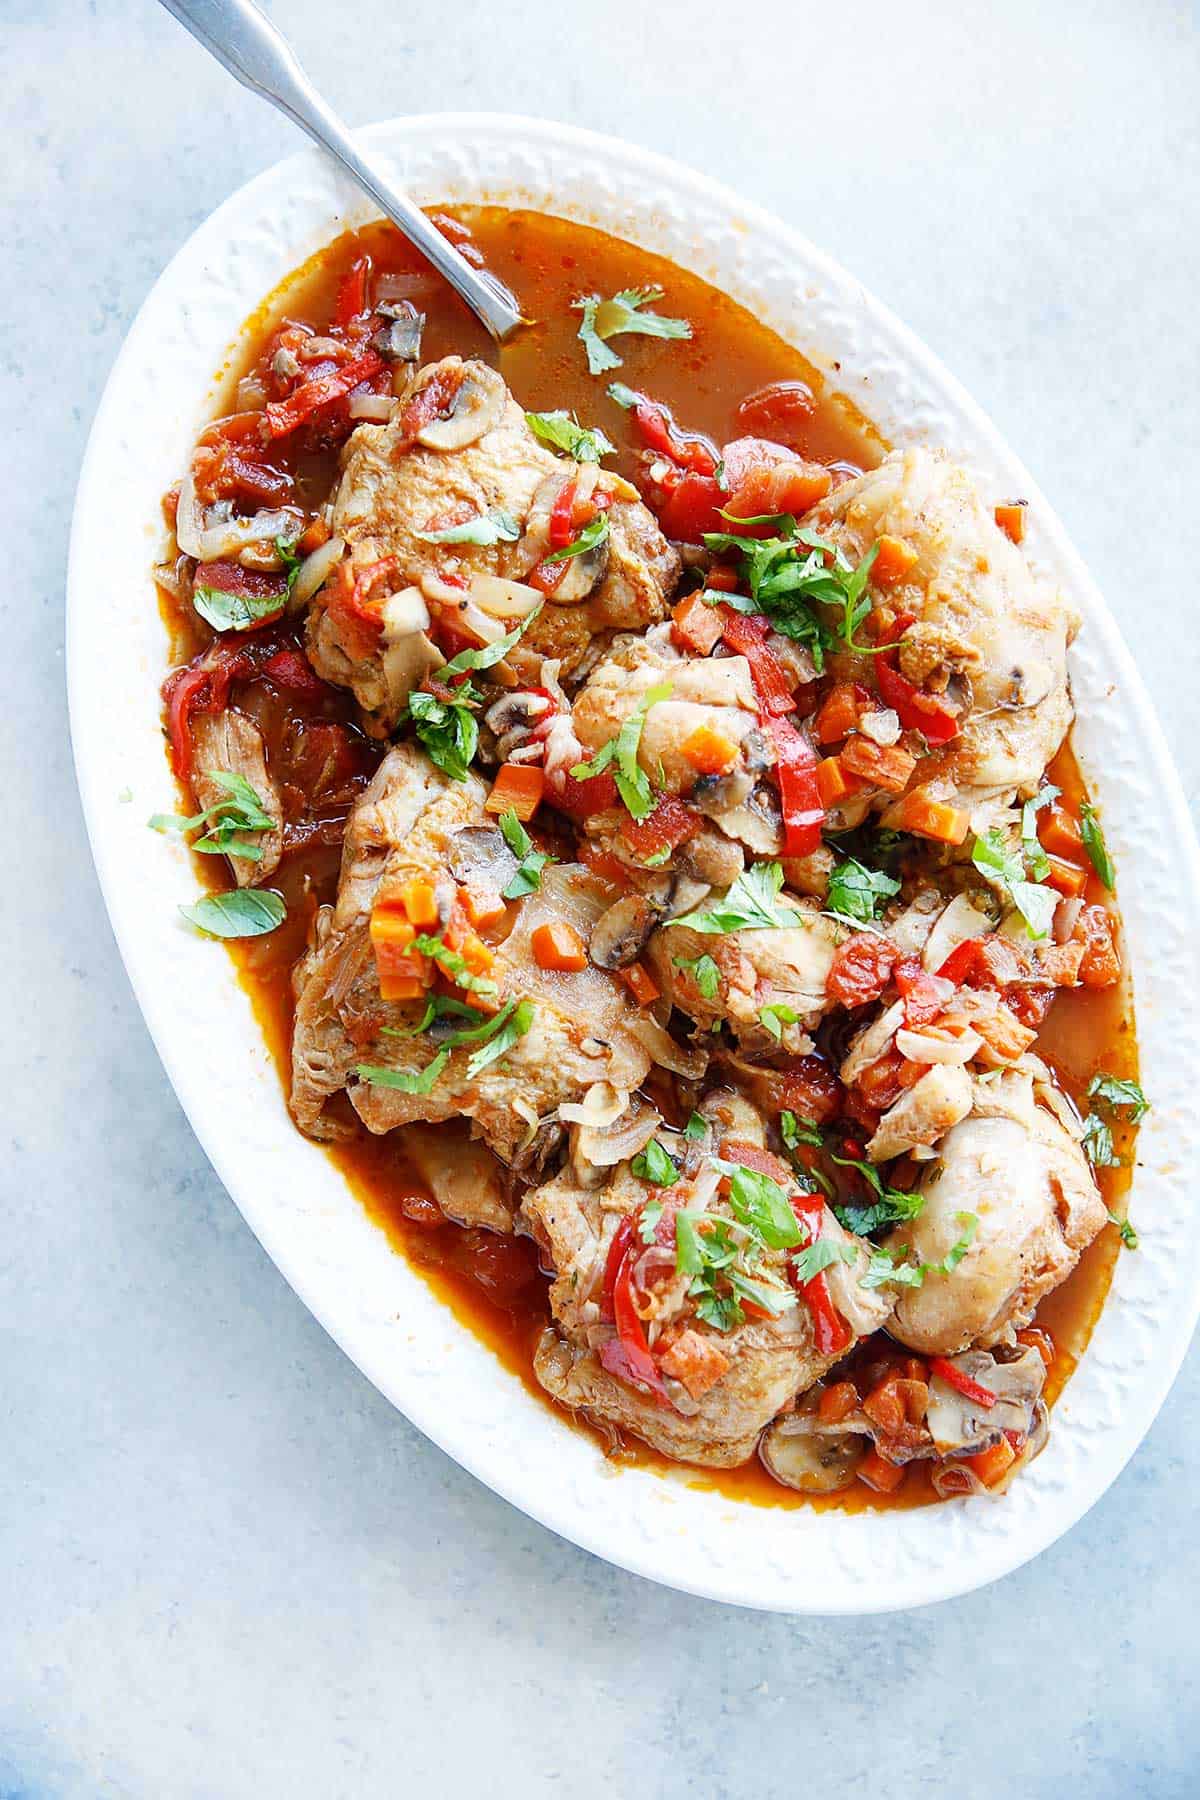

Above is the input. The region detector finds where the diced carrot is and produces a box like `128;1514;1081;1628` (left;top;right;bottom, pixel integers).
530;920;587;972
970;1002;1037;1065
377;971;426;1002
370;908;432;999
681;723;739;774
701;563;740;593
857;1448;907;1494
620;962;660;1007
658;1328;730;1399
369;908;415;952
1038;803;1084;860
1044;855;1088;899
459;884;507;930
894;788;970;845
485;764;545;821
965;1436;1017;1488
814;682;869;745
458;933;495;977
398;878;440;928
671;592;726;654
839;734;917;793
815;755;864;808
298;516;332;555
578;841;634;893
818;1381;860;1424
994;502;1026;545
871;534;919;588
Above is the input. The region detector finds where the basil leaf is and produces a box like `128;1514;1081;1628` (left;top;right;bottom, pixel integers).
414;508;521;546
438;607;542;677
1020;783;1059;883
408;689;479;782
570;680;672;822
498;807;554;899
356;1048;450;1094
525;411;615;464
150;769;276;863
465;997;535;1077
192;586;286;633
673;953;720;1000
180;888;286;939
631;1139;678;1186
683;1111;708;1142
759;1002;800;1042
826;856;901;926
671;861;804;935
1087;1074;1149;1121
726;1267;793;1316
1080;801;1115;889
574;287;692;375
780;1112;825;1152
607;381;639;410
971;827;1056;940
542;511;610;564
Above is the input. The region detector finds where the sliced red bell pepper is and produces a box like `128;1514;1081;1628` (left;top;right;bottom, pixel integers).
599;1220;671;1404
930;1357;996;1409
875;655;961;745
788;1192;851;1356
935;938;985;984
716;607;796;716
548;475;580;550
264;348;385;440
333;255;371;329
626;392;719;476
601;1215;636;1320
161;642;254;778
767;714;825;857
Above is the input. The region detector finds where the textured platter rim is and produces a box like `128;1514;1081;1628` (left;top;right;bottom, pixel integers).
67;112;1200;1613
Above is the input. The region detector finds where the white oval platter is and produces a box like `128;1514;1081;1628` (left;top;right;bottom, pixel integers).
68;113;1200;1613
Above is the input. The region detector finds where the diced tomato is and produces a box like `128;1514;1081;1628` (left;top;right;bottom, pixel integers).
722;452;831;523
1073;904;1121;988
323;556;400;663
263;348;385;439
619;795;701;863
625;392;718;475
731;380;815;446
263;648;330;697
658;1328;730;1400
549;764;619;822
778;1055;843;1125
826;933;900;1007
718;1138;795;1187
875;655;961;745
397;1189;445;1229
853;1047;922;1112
395;363;465;451
657;471;727;541
893;956;949;1026
671;592;725;655
192;559;289;607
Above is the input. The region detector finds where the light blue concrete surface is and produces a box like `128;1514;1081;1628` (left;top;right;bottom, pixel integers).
3;1;1199;1794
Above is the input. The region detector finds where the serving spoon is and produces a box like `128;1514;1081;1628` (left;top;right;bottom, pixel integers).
156;0;525;342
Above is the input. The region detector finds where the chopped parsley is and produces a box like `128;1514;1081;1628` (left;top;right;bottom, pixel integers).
1087;1074;1149;1122
498;809;555;899
792;1239;857;1284
573;286;692;375
637;1199;664;1243
355;1049;450;1094
673;952;720;1000
411;933;499;1000
1081;1113;1118;1168
858;1212;979;1290
971;826;1057;941
150;769;276;863
631;1139;679;1186
361;997;534;1089
415;508;522;546
407;612;542;781
780;1112;824;1152
1080;802;1115;890
463;997;535;1077
1108;1209;1139;1250
826;856;902;927
524;410;615;464
570;680;672;821
700;520;881;672
671;861;804;935
829;1150;926;1235
759;1002;800;1042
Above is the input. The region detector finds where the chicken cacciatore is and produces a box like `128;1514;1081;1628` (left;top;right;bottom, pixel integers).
152;207;1144;1508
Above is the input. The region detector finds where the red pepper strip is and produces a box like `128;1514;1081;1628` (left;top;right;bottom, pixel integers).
161;643;251;779
629;394;719;476
334;255;370;329
263;648;331;698
767;715;825;857
716;608;796;716
935;939;984;984
548;476;580;550
601;1214;636;1320
601;1245;671;1405
875;655;961;746
930;1357;997;1409
789;1193;852;1357
264;348;385;439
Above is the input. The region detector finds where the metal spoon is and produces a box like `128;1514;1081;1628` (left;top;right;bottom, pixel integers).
156;0;525;342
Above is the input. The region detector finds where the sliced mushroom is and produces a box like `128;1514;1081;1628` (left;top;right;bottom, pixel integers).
375;301;425;363
446;825;520;893
759;1412;868;1494
925;1347;1046;1455
416;360;506;451
589;893;664;969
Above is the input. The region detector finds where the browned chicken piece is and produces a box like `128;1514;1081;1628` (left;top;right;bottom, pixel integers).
805;447;1076;812
189;707;283;885
883;1069;1106;1355
522;1091;892;1467
289;742;652;1157
400;1124;514;1234
307;357;680;730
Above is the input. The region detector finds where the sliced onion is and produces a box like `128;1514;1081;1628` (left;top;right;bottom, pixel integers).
290;534;346;611
470;574;544;619
348;393;396;422
236;374;268;411
298;336;348;362
559;1082;628;1128
896;1025;982;1065
627;1014;709;1080
375;271;441;303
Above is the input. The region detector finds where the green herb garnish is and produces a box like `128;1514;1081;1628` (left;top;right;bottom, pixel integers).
543;511;610;564
180;887;286;939
673;953;720;1000
573;286;692;375
150;769;276;863
1080;802;1114;889
826;856;901;926
570;680;672;821
631;1139;679;1186
971;826;1057;941
525;410;615;464
414;508;522;546
671;861;804;935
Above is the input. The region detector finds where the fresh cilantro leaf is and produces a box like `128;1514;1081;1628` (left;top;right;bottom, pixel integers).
826;856;901;927
380;995;484;1039
759;1002;800;1042
525;410;615;463
179;887;285;938
683;1111;708;1142
573;286;692;375
700;522;882;672
356;1048;451;1094
671;861;804;935
464;997;535;1077
1108;1209;1139;1250
791;1239;856;1284
673;953;720;1000
542;511;610;564
192;586;287;633
780;1112;824;1151
1080;801;1115;889
408;688;479;782
414;508;522;546
859;1211;978;1288
638;1199;664;1243
498;808;555;899
829;1150;926;1235
411;933;499;999
632;1139;679;1186
971;827;1057;940
1087;1074;1149;1121
570;680;672;822
438;607;542;678
721;1163;804;1251
726;1267;793;1316
1081;1113;1118;1168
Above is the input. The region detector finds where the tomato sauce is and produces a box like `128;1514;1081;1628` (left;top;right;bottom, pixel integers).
159;206;1137;1511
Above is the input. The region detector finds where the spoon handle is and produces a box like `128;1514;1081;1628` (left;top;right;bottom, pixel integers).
157;0;524;341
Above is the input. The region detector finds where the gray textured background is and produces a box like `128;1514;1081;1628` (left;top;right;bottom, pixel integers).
4;1;1199;1795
